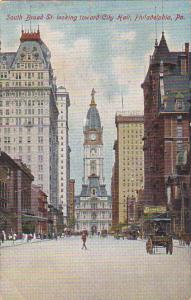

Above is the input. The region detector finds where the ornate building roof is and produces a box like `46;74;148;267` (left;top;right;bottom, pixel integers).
80;175;108;197
85;89;101;130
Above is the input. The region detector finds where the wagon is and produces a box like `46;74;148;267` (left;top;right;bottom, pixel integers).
146;216;173;254
146;234;173;254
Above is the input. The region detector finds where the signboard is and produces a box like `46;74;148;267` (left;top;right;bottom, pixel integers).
144;206;167;215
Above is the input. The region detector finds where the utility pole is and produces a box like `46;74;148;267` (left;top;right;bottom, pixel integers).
180;180;185;233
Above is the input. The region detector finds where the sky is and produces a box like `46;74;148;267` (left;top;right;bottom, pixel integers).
0;0;191;194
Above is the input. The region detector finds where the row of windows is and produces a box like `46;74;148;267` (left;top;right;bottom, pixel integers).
76;213;112;220
10;72;44;79
122;124;143;128
0;72;8;79
0;127;44;134
0;100;45;107
0;90;47;97
0;117;45;126
79;203;111;209
2;135;44;144
0;81;45;88
3;145;44;154
15;63;43;69
0;109;44;115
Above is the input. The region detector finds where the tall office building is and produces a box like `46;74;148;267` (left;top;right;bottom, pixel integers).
56;86;70;214
0;29;58;207
112;113;144;224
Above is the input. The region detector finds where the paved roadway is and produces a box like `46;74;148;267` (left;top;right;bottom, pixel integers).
0;236;191;300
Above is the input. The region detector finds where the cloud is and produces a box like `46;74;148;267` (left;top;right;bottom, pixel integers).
40;23;100;102
113;31;136;42
112;54;144;111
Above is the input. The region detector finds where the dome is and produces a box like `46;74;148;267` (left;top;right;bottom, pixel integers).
85;106;101;130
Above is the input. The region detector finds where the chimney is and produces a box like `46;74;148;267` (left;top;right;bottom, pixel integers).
185;43;189;74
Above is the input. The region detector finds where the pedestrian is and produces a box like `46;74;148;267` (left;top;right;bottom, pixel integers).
13;233;17;244
81;232;87;250
1;231;5;243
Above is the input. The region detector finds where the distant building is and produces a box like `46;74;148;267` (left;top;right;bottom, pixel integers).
112;113;144;225
68;179;75;227
31;185;48;235
0;29;58;207
75;90;112;233
56;86;70;215
0;151;34;233
111;141;119;227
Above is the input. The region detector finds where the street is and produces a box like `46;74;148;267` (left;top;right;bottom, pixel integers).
0;236;191;300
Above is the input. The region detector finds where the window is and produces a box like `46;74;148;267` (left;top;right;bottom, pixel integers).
38;165;43;172
91;212;97;220
90;160;96;174
38;155;43;162
177;126;183;138
38;136;43;143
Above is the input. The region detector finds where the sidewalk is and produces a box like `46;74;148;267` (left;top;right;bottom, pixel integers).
0;238;49;248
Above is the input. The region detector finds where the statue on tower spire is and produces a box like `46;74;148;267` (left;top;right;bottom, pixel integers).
90;88;96;106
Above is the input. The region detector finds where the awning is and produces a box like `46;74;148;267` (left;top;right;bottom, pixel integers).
22;214;48;221
152;218;171;222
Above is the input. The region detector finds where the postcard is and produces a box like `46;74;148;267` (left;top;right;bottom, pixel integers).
0;1;191;300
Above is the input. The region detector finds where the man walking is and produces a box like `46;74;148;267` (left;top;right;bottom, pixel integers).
81;232;87;250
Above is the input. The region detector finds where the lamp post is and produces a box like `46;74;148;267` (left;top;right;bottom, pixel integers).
179;180;185;234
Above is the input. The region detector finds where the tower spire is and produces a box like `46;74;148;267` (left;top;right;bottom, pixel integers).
90;88;96;106
154;6;158;47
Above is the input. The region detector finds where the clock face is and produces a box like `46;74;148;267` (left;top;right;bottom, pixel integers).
90;133;96;141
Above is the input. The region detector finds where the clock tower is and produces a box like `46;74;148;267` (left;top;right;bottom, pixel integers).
75;89;112;233
83;89;104;184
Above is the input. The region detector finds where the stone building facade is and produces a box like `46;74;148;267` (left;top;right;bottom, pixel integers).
0;29;58;207
75;90;112;233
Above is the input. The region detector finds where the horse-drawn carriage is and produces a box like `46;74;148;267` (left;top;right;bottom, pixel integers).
146;217;173;254
146;234;173;254
178;232;191;246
